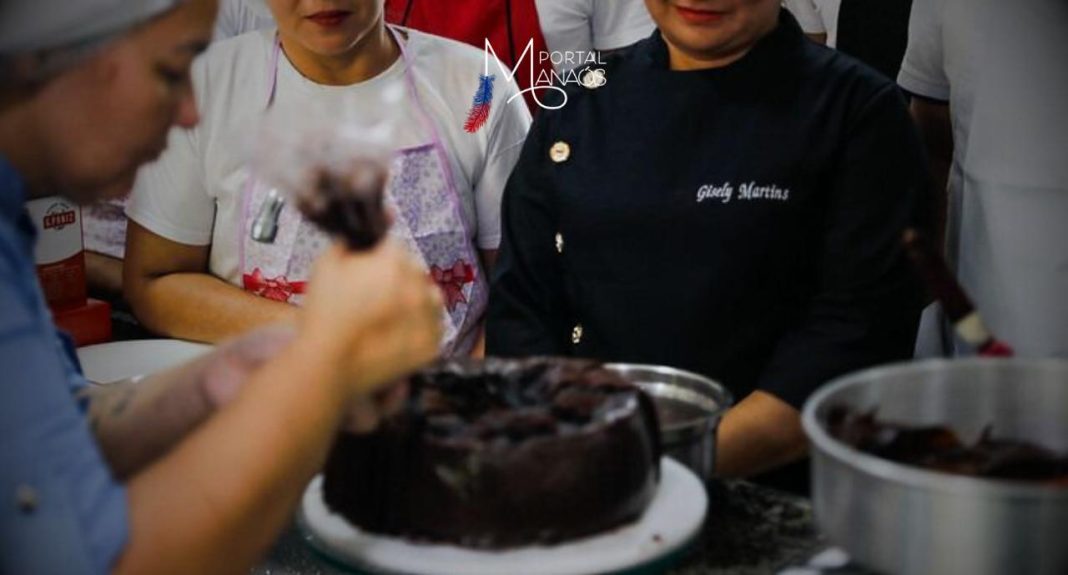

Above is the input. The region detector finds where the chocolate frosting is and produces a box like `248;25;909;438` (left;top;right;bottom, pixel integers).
322;358;662;548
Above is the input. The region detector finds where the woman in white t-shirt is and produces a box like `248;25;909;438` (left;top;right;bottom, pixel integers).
125;0;531;356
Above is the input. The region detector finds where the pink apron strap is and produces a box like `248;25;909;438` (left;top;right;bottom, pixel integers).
238;35;284;275
388;25;474;244
390;25;489;355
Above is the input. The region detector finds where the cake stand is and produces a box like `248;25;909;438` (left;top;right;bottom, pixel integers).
298;457;706;575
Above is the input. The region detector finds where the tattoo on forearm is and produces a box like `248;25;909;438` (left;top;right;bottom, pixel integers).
109;387;137;417
82;385;139;435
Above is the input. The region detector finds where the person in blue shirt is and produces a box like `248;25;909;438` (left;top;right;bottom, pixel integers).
0;1;444;573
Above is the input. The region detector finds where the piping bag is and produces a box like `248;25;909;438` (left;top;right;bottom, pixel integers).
250;85;404;250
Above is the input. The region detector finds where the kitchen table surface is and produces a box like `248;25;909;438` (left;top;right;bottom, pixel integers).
96;331;825;574
253;479;823;575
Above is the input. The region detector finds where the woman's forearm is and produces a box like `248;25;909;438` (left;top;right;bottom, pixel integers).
83;326;296;480
114;337;348;575
714;390;809;478
86;251;124;297
83;356;216;480
129;271;297;343
470;328;486;358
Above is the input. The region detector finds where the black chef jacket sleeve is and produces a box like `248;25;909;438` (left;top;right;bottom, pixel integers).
756;84;930;409
486;112;571;356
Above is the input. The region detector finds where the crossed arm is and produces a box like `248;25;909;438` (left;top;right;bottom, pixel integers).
124;220;300;343
908;96;953;246
126;219;498;356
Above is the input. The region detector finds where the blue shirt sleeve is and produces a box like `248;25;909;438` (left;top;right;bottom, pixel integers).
0;257;129;574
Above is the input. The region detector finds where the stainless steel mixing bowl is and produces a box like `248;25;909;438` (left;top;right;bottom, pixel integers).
802;359;1068;575
607;363;733;481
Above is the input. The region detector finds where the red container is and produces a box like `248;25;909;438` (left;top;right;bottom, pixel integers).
53;298;112;347
26;196;88;310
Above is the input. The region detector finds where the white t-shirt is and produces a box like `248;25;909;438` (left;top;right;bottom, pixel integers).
127;28;531;287
782;0;841;47
535;0;655;71
899;0;1068;358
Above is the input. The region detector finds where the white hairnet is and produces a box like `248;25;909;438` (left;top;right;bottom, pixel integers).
0;0;183;56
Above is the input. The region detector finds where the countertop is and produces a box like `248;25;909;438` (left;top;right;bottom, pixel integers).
97;329;827;574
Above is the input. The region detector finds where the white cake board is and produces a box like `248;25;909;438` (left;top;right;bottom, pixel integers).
298;457;706;575
77;339;211;385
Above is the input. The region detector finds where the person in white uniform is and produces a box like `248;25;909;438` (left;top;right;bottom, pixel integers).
782;0;840;46
534;0;655;71
126;0;532;356
900;0;1068;358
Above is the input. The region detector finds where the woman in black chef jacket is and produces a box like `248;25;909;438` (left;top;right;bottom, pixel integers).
486;0;930;491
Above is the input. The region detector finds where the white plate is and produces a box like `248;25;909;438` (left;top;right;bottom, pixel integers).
299;457;706;575
77;339;212;384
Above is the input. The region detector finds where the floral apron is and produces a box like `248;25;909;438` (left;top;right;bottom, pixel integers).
238;27;487;356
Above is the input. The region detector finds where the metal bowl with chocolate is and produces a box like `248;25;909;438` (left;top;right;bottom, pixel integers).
803;359;1068;575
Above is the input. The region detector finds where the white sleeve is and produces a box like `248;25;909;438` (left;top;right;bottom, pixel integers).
536;0;594;69
213;0;274;41
590;0;655;51
212;0;242;40
473;81;533;250
783;0;827;34
126;124;216;246
897;0;950;101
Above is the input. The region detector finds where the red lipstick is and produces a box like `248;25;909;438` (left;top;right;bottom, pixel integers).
675;5;727;25
306;10;352;28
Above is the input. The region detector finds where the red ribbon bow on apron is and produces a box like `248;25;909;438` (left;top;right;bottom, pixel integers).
430;260;476;310
242;268;307;303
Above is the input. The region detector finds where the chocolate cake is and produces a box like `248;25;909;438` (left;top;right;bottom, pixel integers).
322;358;662;548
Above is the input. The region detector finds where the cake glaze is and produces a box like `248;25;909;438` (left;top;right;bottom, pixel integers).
322;357;662;548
